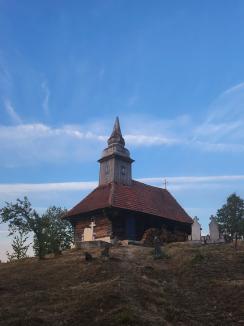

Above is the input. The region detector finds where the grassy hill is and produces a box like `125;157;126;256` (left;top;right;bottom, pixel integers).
0;242;244;326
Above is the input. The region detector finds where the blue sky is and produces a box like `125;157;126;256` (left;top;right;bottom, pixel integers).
1;0;244;261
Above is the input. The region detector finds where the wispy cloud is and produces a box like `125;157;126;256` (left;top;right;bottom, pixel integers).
0;117;185;167
125;134;179;146
222;82;244;95
0;181;97;194
3;98;22;124
0;81;244;168
0;123;107;167
192;82;244;149
192;141;244;153
139;175;244;184
0;175;243;195
139;175;244;191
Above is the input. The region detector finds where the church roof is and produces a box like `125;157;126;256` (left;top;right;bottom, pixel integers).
65;180;193;224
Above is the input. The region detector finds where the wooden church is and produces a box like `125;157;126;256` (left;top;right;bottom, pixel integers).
65;117;193;245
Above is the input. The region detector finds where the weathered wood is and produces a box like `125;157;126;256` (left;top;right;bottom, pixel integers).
73;208;190;245
98;117;134;186
73;214;112;245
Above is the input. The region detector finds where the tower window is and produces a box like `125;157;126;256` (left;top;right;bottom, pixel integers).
121;166;126;175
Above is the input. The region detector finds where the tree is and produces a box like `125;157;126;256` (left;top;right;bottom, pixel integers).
215;193;244;246
32;213;51;259
40;206;73;256
6;230;30;262
0;197;73;259
0;197;47;259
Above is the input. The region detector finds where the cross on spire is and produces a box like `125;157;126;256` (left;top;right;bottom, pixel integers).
163;178;168;189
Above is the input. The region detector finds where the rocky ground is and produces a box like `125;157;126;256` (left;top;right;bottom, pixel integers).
0;242;243;326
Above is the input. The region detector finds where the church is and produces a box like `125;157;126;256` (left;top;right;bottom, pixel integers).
65;117;193;245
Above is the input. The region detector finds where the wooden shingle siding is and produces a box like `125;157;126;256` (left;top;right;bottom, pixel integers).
74;215;112;244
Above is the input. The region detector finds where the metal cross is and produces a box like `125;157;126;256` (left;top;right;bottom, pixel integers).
163;178;168;189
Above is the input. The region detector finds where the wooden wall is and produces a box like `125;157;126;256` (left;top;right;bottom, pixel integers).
73;214;112;245
71;209;191;245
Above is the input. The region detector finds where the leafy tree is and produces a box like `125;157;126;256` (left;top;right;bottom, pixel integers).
0;197;73;259
0;197;47;259
6;230;30;262
41;206;73;256
215;193;244;245
32;214;51;259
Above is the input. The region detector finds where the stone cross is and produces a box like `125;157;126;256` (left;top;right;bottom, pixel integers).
89;220;96;240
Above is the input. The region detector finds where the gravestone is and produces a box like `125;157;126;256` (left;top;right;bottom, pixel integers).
190;216;201;241
154;236;163;258
209;216;220;242
83;220;96;241
83;227;93;241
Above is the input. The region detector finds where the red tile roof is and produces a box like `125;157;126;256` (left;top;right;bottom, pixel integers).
66;180;192;224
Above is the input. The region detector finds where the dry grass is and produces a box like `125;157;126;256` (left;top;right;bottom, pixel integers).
0;242;244;325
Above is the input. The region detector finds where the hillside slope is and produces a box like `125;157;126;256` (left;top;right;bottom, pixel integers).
0;243;243;326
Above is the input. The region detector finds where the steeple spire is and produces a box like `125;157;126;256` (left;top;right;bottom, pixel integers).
107;117;125;147
98;117;134;186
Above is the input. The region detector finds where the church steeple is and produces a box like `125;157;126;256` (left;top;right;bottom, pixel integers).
98;117;134;186
107;117;125;147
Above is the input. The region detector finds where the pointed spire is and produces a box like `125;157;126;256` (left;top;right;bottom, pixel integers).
107;116;125;146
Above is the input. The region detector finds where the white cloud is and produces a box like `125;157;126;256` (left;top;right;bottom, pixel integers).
222;82;244;95
0;123;107;167
0;175;243;196
192;141;244;153
125;134;179;146
0;181;97;195
1;80;244;169
192;82;244;148
139;175;244;184
3;98;22;124
138;175;244;191
0;119;181;167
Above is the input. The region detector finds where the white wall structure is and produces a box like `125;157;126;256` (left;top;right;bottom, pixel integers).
209;216;220;242
190;216;201;241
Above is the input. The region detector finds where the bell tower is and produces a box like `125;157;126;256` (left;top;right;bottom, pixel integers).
98;117;134;186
